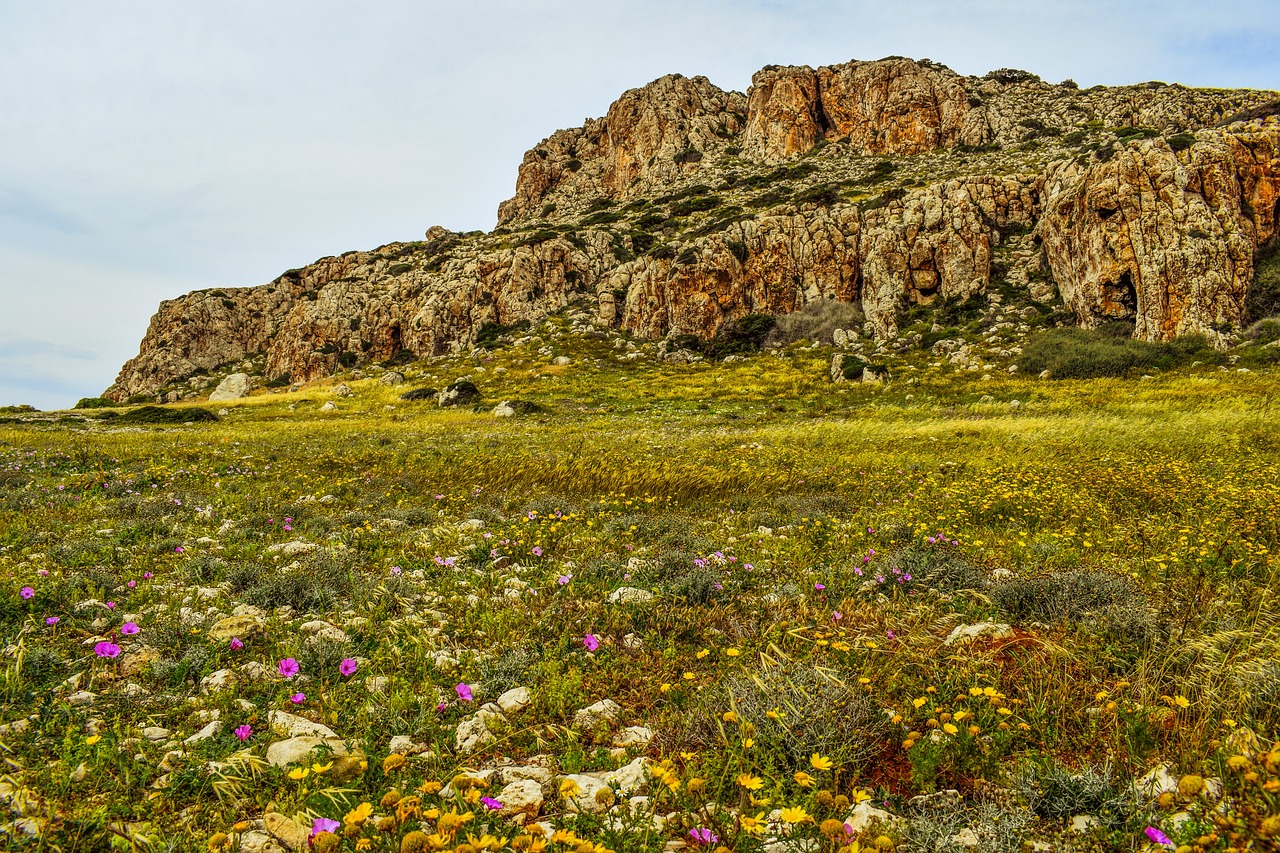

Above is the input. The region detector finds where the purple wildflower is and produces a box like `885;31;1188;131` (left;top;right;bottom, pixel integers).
121;621;140;635
688;828;719;845
19;587;33;600
230;637;244;650
277;657;300;678
1145;827;1174;848
289;692;306;704
532;546;543;557
339;658;358;677
480;796;504;810
583;634;599;652
311;817;340;839
234;724;252;741
94;641;121;659
455;682;473;702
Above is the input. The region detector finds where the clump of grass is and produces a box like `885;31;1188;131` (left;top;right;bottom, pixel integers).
765;298;865;346
1017;327;1224;378
116;405;220;424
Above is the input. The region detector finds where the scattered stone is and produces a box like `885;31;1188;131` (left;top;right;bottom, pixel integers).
943;623;1014;646
612;726;654;748
209;373;251;402
388;735;433;756
200;668;239;694
380;371;405;385
268;710;339;741
497;686;532;716
333;383;354;397
263;812;309;852
239;830;286;853
266;540;320;556
498;778;545;817
207;613;266;642
573;699;622;730
184;720;223;745
608;587;655;605
456;714;499;754
265;736;348;769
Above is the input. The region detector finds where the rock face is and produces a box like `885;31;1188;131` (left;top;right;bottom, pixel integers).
105;57;1280;401
1039;128;1280;340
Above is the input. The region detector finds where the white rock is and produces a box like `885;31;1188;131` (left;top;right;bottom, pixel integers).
142;726;170;742
264;736;347;769
455;714;498;754
207;613;265;642
266;540;320;556
951;828;981;847
268;710;339;740
320;401;337;412
573;699;622;730
184;720;223;745
1069;815;1099;833
498;778;545;817
612;726;653;748
209;373;251;402
493;402;516;418
943;623;1014;646
263;811;310;851
497;686;532;716
388;735;433;756
608;587;655;605
1134;762;1180;800
239;829;286;853
200;668;239;694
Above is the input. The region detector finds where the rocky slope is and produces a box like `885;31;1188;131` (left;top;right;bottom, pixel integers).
106;58;1280;402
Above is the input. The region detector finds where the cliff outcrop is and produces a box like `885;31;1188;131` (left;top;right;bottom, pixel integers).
106;57;1280;402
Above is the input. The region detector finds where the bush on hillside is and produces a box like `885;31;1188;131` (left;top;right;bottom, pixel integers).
116;406;220;424
766;298;865;346
1017;326;1224;378
73;397;118;409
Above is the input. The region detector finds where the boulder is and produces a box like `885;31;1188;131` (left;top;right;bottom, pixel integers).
208;373;251;402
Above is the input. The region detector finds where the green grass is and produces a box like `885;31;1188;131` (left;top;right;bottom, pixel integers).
1;329;1279;851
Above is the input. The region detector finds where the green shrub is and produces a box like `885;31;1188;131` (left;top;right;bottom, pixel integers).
765;298;864;346
669;195;721;217
1017;327;1225;378
387;262;413;276
991;569;1142;624
703;314;776;358
1166;132;1196;152
1245;236;1280;324
73;397;117;409
672;146;703;164
399;387;438;402
116;406;220;424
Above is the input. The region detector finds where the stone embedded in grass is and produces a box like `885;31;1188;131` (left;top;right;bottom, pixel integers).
572;699;622;731
942;622;1014;646
612;726;654;748
208;373;251;402
200;669;239;694
265;540;320;556
207;613;266;642
497;778;544;817
607;587;655;605
497;686;532;715
268;710;339;740
264;736;348;769
183;720;223;745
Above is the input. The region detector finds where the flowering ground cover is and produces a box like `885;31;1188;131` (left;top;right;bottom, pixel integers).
1;321;1279;851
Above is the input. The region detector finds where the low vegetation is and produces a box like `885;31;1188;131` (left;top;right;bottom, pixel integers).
1;315;1279;851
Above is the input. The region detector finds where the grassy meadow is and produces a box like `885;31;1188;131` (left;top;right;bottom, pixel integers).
2;323;1279;852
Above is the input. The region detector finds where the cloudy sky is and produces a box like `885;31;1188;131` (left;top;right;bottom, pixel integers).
2;1;1278;409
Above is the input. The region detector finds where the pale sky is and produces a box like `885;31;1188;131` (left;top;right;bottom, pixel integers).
2;0;1278;409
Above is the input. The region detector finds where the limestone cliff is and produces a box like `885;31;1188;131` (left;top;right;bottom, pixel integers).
106;57;1280;402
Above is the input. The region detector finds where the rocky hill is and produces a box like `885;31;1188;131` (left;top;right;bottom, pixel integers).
105;58;1280;402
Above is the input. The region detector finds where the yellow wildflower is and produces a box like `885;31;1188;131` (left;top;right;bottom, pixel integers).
794;771;816;787
288;767;310;781
722;711;739;723
942;723;959;735
725;648;741;657
739;813;767;835
559;779;582;798
345;802;374;826
736;774;764;791
85;735;102;746
810;753;833;771
779;806;813;824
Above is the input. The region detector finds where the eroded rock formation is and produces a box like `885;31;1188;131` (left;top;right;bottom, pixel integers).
106;57;1280;402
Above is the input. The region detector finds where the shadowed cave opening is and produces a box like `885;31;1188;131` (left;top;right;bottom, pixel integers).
1100;271;1137;323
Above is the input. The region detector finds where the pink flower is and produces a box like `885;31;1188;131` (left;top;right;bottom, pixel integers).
143;572;153;579
278;658;300;678
583;634;599;652
234;724;252;741
127;580;136;588
121;622;140;635
38;569;49;576
455;682;473;702
19;587;34;600
105;601;116;610
557;574;571;585
45;616;59;626
532;546;543;557
832;611;842;621
480;796;504;810
311;817;340;839
94;641;121;658
174;546;183;554
339;658;358;677
1145;827;1174;848
436;701;447;712
289;692;306;705
230;637;244;651
688;828;719;845
813;583;825;591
